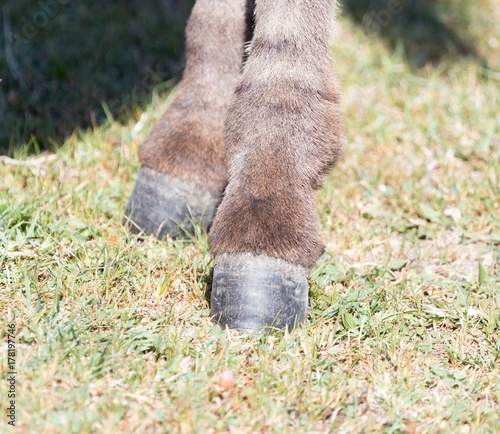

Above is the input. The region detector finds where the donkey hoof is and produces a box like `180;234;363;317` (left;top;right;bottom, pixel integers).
210;253;309;333
123;166;220;239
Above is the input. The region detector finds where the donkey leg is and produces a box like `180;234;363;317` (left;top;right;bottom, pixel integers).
210;0;344;331
124;0;251;239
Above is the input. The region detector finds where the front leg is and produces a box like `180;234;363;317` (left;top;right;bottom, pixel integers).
210;0;344;332
124;0;250;239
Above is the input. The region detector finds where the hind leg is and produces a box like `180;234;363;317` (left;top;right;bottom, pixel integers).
124;0;251;238
210;0;344;332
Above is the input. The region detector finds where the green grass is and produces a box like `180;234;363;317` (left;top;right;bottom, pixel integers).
0;0;191;152
1;1;500;432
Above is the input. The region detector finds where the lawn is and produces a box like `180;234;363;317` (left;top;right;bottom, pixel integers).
1;0;500;432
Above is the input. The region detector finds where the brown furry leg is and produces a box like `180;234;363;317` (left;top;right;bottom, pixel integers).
124;0;251;238
210;0;344;268
138;0;251;194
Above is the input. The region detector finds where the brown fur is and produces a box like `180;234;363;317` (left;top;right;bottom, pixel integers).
209;0;344;267
135;0;344;268
138;0;251;194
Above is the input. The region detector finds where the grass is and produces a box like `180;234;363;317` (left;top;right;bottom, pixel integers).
1;0;500;432
0;0;191;152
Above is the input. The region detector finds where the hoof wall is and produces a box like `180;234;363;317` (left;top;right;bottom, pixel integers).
211;253;308;333
124;166;220;239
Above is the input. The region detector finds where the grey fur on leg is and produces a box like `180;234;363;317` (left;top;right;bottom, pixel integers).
138;0;251;193
209;0;344;268
211;253;309;333
124;166;220;239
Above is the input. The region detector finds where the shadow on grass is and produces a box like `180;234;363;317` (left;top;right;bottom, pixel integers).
0;0;194;153
0;0;481;153
342;0;479;66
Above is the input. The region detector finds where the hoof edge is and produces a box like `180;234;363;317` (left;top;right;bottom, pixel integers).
124;166;220;239
211;253;308;333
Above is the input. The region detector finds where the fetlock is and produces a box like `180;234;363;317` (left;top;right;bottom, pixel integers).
210;182;323;268
138;103;228;195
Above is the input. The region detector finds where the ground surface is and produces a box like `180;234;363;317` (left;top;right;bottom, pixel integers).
1;0;500;432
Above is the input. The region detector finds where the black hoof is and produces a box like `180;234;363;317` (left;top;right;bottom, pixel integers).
123;166;220;239
210;253;309;333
